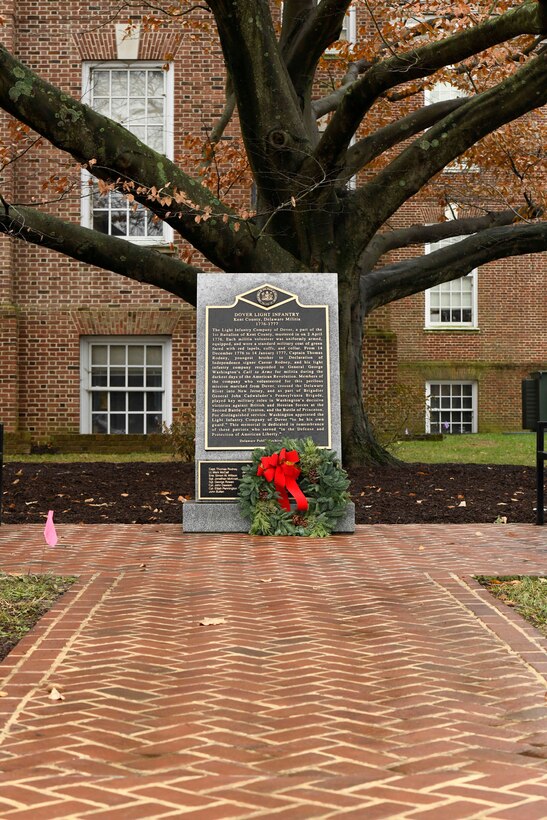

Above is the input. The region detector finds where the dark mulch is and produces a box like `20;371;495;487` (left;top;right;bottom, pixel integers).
1;461;541;525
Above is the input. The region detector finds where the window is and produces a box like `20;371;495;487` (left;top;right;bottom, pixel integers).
80;337;172;434
82;63;174;243
426;381;477;434
424;81;465;107
304;2;356;52
424;82;473;172
337;6;357;44
425;237;478;328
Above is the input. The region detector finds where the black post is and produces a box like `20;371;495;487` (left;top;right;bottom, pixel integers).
537;422;545;526
0;422;3;526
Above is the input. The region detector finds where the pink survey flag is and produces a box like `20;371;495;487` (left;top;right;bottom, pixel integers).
44;510;58;547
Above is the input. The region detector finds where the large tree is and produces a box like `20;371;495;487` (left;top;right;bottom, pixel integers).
0;0;546;465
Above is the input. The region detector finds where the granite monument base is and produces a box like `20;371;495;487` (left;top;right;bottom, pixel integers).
182;501;355;533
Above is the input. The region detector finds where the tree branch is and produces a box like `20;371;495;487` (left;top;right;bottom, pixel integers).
0;44;302;274
0;201;201;303
205;0;310;204
284;0;353;99
361;221;547;314
361;208;532;271
307;1;547;182
312;59;371;119
343;98;466;179
346;51;547;259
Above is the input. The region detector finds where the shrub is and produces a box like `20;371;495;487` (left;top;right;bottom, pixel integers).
163;404;196;461
367;382;427;450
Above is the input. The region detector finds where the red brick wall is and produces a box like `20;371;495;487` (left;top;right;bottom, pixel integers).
390;249;547;430
0;1;546;441
0;2;201;437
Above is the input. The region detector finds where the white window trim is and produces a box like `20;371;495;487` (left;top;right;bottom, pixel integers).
81;61;174;245
282;2;356;55
423;82;476;173
80;335;172;434
326;5;356;53
425;380;478;434
424;236;479;330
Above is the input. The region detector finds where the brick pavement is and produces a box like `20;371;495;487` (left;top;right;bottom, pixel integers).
0;523;546;818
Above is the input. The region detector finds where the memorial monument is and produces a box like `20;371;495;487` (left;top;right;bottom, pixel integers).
182;273;355;532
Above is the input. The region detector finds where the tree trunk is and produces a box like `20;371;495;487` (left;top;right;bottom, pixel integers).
338;274;399;468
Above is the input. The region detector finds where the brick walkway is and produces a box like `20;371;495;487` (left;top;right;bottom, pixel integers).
0;523;546;818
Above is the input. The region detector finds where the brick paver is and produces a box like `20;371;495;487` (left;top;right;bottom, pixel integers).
0;523;546;818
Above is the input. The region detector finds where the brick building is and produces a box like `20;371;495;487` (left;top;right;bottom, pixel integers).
0;1;545;451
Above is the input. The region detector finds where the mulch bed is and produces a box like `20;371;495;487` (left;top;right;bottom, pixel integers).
1;461;540;525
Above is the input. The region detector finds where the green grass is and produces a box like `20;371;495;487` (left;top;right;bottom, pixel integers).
3;432;537;466
397;433;536;466
477;576;547;637
0;574;77;662
5;452;172;463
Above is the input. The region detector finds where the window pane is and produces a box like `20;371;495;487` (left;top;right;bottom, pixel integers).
147;127;164;152
110;367;126;387
147;98;163;123
92;392;108;411
146;368;162;387
147;392;163;411
93;71;110;96
146;346;162;365
128;369;144;387
129;70;146;97
91;368;107;387
128;415;144;433
93;211;109;234
128;210;146;237
129;98;146;125
147;71;164;96
110;393;126;412
111;211;127;236
128;393;144;411
91;345;107;365
93;97;110;117
132;126;146;144
111;98;128;124
92;413;108;433
147;413;162;433
128;346;144;365
147;213;163;236
110;346;126;365
110;414;126;434
111;71;128;97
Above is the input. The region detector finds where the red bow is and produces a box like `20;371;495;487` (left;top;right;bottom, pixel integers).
257;448;308;512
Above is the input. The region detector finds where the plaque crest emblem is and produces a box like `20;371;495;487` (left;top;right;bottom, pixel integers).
256;287;278;307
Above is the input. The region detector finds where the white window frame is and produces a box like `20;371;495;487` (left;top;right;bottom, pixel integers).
424;236;478;329
285;2;356;54
425;381;477;434
424;82;470;173
326;4;356;53
81;61;174;245
80;336;172;434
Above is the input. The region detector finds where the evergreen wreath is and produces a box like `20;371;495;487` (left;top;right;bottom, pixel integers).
238;437;351;537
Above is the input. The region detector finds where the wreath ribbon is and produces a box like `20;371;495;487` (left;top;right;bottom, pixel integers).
257;448;308;512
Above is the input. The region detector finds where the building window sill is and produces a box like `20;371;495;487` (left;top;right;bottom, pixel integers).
423;327;480;333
